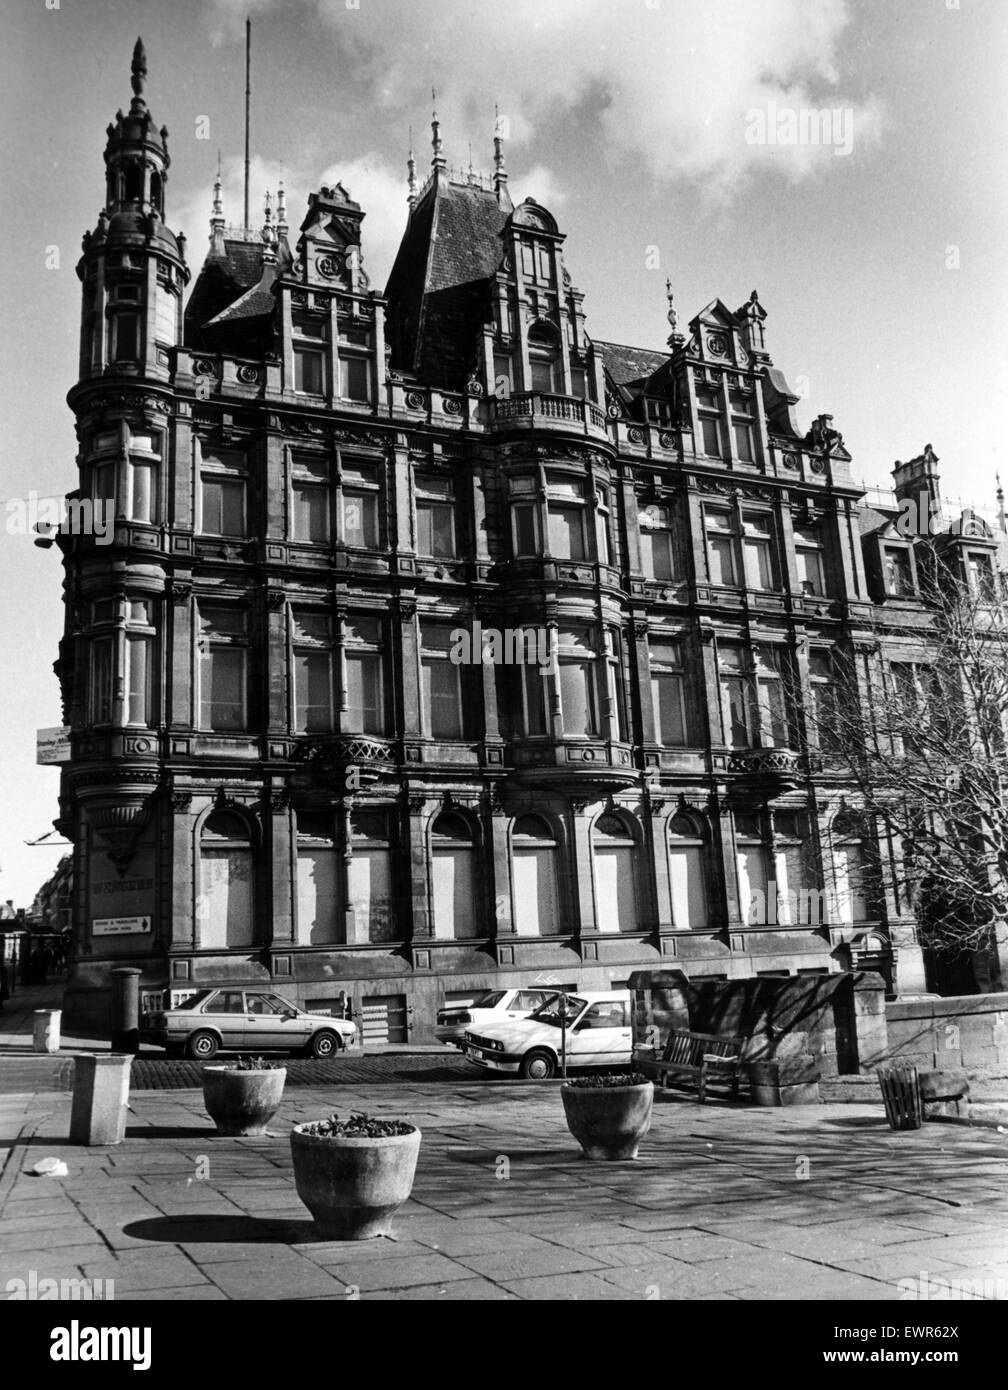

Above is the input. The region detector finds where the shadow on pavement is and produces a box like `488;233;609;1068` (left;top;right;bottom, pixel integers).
123;1214;316;1244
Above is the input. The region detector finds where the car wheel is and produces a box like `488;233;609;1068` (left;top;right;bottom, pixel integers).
519;1048;556;1080
185;1030;219;1061
310;1029;342;1059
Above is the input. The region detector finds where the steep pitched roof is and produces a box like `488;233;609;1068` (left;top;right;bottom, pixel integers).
594;340;670;388
385;176;509;389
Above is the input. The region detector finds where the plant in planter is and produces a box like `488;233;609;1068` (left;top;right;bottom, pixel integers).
561;1072;654;1160
290;1111;421;1240
202;1056;287;1137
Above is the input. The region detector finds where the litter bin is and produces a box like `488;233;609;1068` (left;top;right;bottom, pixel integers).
69;1054;133;1146
878;1065;924;1131
33;1009;61;1054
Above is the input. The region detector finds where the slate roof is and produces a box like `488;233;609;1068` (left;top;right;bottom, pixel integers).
384;177;509;389
183;235;269;351
594;340;670;388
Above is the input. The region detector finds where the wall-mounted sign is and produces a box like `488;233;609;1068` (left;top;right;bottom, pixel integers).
93;916;152;937
36;727;71;765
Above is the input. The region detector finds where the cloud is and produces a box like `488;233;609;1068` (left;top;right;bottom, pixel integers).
206;0;883;202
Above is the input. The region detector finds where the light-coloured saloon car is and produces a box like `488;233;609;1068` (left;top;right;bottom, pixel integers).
462;990;633;1079
141;988;358;1060
435;987;559;1046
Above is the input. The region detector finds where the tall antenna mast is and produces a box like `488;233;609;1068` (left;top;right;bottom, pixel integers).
243;17;251;231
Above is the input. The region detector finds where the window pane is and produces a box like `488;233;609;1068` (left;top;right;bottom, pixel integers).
733;422;754;462
560;660;595;736
798;549;824;596
709;535;736;586
295;651;334;733
513;503;537;556
349;848;394;943
701;416;721;457
343;491;377;548
417;502;455;557
293;483;329;543
641;530;674;581
295;348;324;395
297;849;340;945
126;634;152;725
345;651;383;734
523;664;548;736
738;846;769;922
202;647;246;731
548;506;585;560
202;477;244;537
129;462;156;524
530;356;555;393
513;848;558;936
432;848;479;940
340;356;370;402
423;659;463;739
595;844;638;933
651;672;685;746
114;313;140;362
669;846;706;928
724;675;751;747
90;636;113;724
744;539;773;589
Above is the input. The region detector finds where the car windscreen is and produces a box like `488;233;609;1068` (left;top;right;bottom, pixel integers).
529;995;586;1026
171;991;215;1011
471;990;507;1009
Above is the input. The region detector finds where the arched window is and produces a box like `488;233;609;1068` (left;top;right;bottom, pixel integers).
668;813;707;929
832;813;869;925
124;163;143;203
150;171;162;215
512;815;560;937
593;812;640;934
527;321;561;394
198;812;253;949
431;813;479;940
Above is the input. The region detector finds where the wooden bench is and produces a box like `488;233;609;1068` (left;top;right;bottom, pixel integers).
636;1028;745;1103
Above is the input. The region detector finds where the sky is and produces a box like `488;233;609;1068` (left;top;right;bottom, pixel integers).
0;0;1006;908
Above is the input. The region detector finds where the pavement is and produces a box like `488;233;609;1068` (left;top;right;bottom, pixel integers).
3;979;1007;1302
2;1072;1007;1301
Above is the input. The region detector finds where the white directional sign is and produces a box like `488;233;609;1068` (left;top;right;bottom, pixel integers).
36;727;71;765
93;916;152;937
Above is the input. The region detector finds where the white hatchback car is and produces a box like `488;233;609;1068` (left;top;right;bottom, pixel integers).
435;987;559;1046
462;991;633;1079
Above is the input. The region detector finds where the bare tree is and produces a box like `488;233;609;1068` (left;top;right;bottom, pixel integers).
796;537;1008;961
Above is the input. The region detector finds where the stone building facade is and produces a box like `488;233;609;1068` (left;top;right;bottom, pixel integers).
56;43;1002;1033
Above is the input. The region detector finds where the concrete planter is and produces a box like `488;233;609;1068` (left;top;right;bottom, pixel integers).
202;1067;287;1137
747;1060;821;1107
560;1081;654;1160
290;1124;421;1239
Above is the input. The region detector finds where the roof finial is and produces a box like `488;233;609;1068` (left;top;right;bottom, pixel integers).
407;124;418;211
997;473;1006;532
131;37;147;103
261;190;276;261
431;87;445;172
209;151;226;254
276;181;288;238
493;104;510;208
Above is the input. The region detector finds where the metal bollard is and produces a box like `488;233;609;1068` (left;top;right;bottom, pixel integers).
110;967;141;1055
33;1009;61;1054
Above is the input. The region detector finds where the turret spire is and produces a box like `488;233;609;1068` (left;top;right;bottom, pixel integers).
407;125;418;211
276;181;288;240
209;150;226;254
997;474;1006;533
431;87;445;172
493;104;510;207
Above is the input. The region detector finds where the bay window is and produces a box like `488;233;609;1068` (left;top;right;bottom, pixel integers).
558;625;601;737
546;475;587;560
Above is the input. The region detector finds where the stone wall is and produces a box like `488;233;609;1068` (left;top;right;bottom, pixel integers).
627;968;888;1077
880;992;1008;1101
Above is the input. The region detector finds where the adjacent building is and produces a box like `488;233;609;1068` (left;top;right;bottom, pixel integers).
55;42;1004;1033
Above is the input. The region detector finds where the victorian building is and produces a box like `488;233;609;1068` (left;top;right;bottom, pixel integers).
56;42;1002;1033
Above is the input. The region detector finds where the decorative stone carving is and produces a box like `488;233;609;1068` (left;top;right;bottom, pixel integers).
170;580;192;603
171;792;192;812
405;390;426;411
236;364;259;385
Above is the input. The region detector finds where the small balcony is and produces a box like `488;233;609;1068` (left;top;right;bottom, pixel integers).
490;391;610;443
728;747;806;788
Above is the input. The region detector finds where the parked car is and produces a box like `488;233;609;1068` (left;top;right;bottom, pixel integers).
141;988;358;1060
435;987;559;1046
462;991;633;1079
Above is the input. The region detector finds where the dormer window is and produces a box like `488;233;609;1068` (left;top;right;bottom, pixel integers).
967;551;997;600
883;545;914;597
695;386;723;457
527;322;561;394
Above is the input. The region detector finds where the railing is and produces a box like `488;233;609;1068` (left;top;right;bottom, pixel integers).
491;392;608;434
